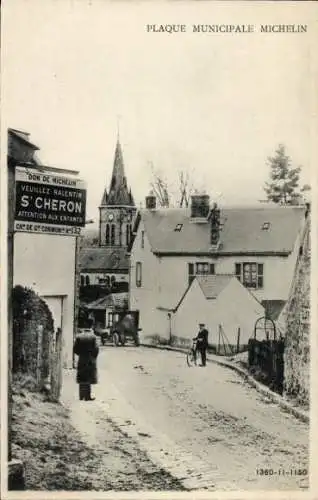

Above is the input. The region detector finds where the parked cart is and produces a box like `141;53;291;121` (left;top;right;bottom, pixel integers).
95;310;141;347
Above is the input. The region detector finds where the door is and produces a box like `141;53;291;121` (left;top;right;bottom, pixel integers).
43;296;63;332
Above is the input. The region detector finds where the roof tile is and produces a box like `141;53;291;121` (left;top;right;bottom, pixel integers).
140;206;305;255
196;274;234;299
80;247;129;271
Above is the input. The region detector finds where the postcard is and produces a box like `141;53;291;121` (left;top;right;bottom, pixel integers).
1;0;317;499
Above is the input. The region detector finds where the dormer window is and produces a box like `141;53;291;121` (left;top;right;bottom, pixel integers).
174;224;183;232
262;222;270;230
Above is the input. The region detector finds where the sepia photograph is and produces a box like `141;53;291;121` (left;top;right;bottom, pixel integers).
1;0;317;498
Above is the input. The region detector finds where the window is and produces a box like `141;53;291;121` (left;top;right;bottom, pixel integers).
107;312;119;327
110;224;115;245
188;262;215;285
80;275;85;286
107;312;113;327
136;262;142;287
98;276;111;286
235;263;263;289
105;224;110;245
141;230;145;249
126;224;131;246
261;222;270;230
85;275;90;286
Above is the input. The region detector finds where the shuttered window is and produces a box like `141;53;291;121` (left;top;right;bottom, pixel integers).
188;263;195;286
235;262;264;289
188;262;215;285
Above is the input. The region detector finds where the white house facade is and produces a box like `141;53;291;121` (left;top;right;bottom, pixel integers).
173;275;264;349
129;194;308;343
14;232;77;368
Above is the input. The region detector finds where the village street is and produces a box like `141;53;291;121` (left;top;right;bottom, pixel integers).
62;346;309;491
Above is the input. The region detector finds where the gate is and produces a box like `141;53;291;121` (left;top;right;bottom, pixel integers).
248;316;285;394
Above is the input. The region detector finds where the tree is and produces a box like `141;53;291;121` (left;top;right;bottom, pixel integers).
149;162;199;208
149;162;170;207
178;170;194;208
264;144;302;204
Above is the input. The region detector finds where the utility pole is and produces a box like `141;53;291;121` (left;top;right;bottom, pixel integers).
7;156;15;464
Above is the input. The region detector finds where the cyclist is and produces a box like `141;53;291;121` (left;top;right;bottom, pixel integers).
194;323;209;367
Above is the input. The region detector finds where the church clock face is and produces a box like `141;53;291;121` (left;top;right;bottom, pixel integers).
108;213;114;221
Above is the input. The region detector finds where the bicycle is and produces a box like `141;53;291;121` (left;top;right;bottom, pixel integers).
186;338;198;367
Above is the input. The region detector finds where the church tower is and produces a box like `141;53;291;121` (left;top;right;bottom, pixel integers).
99;138;136;248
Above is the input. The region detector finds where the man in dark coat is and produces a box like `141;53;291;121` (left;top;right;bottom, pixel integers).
73;324;99;401
195;323;209;367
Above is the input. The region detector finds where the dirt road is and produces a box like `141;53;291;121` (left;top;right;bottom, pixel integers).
62;346;309;491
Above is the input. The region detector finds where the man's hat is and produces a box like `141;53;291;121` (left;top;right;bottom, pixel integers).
199;323;205;327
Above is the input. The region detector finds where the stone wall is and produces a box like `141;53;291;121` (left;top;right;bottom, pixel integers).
283;215;310;406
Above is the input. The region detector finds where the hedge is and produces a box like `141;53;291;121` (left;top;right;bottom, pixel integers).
12;285;54;387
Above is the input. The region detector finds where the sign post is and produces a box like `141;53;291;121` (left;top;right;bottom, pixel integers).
14;167;86;236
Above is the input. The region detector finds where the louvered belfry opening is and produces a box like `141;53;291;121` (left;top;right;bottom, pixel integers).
190;194;210;218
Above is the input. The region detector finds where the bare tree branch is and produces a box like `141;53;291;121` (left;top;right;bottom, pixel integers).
149;162;170;207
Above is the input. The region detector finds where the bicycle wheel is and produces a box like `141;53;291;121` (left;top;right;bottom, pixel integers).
113;332;120;346
186;349;196;367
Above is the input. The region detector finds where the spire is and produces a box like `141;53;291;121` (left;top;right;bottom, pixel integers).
111;138;126;189
101;138;135;207
100;188;108;206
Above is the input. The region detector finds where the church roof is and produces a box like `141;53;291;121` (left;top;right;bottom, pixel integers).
100;139;135;207
80;247;129;272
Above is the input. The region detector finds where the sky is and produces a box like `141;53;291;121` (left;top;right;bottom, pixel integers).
2;0;316;225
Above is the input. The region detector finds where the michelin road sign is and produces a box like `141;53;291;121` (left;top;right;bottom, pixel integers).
14;167;87;236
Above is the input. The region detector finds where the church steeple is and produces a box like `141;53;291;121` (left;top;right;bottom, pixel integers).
100;138;135;207
99;136;136;248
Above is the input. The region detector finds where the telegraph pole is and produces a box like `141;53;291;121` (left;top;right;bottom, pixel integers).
7;157;15;463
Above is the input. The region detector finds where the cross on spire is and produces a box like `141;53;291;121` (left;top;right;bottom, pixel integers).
116;114;122;142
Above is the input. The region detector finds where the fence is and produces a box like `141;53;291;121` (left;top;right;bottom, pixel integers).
49;328;63;402
248;338;285;394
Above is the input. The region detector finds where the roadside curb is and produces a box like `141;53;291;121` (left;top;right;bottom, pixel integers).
141;343;309;424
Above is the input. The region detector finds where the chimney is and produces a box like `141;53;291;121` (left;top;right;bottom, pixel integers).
145;193;156;210
190;194;210;219
209;202;221;246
